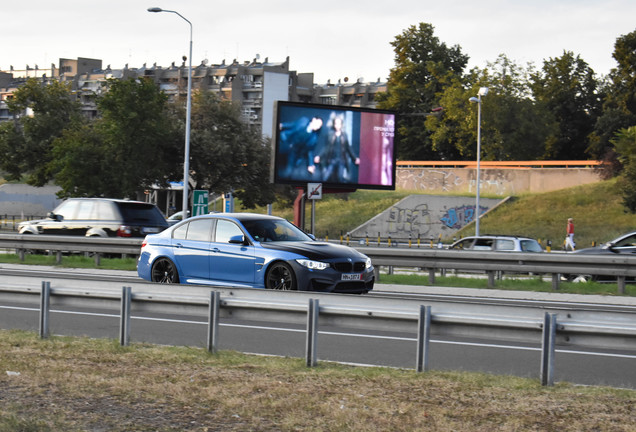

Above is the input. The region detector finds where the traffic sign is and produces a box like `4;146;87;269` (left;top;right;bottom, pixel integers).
308;183;322;200
192;190;209;216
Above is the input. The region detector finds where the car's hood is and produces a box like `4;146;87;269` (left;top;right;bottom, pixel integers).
260;241;367;261
18;219;49;227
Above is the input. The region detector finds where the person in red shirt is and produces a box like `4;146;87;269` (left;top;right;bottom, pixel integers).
565;217;575;251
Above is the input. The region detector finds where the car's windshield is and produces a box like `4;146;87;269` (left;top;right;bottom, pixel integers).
241;218;312;242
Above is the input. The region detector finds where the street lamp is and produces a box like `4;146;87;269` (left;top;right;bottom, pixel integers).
148;7;193;219
469;87;488;236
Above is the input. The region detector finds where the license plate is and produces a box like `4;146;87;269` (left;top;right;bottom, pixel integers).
341;273;363;281
143;227;160;234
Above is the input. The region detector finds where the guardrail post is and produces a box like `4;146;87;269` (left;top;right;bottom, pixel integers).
540;312;557;386
207;291;220;354
18;249;25;261
428;269;436;285
39;281;51;339
306;298;319;367
617;276;626;295
94;253;101;267
119;286;132;346
55;250;62;265
416;305;432;372
551;274;560;291
487;271;496;288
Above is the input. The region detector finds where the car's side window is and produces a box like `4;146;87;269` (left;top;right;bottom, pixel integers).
215;220;244;243
54;200;79;220
473;239;494;250
76;201;95;220
172;223;188;240
496;239;514;251
186;219;213;241
95;202;118;220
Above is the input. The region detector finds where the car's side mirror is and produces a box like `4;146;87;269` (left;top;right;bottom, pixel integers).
48;212;63;222
228;234;247;245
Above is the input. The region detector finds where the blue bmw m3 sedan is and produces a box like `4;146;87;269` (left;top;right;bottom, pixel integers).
137;213;374;294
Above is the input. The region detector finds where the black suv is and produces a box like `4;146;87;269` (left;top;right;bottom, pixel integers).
18;198;169;237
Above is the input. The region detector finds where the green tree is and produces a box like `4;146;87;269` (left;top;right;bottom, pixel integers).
479;56;556;161
530;51;602;160
611;126;636;212
590;29;636;161
50;124;112;197
427;56;554;161
377;23;469;160
49;78;182;198
97;78;183;196
0;78;83;185
188;91;274;208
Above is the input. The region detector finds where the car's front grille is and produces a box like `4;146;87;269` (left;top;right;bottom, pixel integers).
332;261;366;273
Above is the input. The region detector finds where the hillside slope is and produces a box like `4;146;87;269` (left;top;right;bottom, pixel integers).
269;180;633;249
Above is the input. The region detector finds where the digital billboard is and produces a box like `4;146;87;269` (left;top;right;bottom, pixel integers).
271;101;397;190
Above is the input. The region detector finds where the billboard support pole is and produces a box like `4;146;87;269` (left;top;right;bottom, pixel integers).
293;188;305;230
311;199;316;236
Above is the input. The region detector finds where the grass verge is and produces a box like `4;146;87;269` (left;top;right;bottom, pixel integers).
0;253;138;271
1;329;635;431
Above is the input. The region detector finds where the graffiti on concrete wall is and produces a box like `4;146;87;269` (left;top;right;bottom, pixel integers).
439;205;487;230
467;170;516;195
350;195;503;241
397;168;518;195
361;204;434;238
397;169;464;192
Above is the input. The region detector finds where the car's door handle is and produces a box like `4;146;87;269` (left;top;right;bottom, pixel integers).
175;243;183;248
211;248;220;253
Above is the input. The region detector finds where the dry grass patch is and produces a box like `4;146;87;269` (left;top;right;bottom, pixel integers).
1;329;635;431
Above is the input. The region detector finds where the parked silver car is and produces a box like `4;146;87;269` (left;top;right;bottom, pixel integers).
449;235;543;252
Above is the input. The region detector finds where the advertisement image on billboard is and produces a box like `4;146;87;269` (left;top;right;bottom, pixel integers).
272;101;397;190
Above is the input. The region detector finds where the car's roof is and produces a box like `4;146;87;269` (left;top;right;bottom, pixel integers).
189;213;284;222
64;197;151;205
457;235;536;241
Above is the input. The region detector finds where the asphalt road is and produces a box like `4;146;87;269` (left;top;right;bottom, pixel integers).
1;264;635;389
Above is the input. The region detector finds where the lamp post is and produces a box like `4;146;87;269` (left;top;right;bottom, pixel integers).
469;87;488;236
148;7;192;219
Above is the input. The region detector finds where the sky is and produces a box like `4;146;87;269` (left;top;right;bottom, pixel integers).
3;0;636;84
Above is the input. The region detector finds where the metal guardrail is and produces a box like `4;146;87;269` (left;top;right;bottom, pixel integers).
0;233;143;265
1;233;635;292
359;246;636;292
1;278;635;386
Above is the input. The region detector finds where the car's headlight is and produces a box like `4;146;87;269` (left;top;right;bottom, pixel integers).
296;259;329;270
365;257;372;269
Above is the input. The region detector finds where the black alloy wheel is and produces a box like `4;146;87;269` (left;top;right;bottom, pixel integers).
266;262;297;290
151;258;180;284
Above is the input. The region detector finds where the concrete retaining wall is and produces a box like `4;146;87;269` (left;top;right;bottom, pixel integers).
397;167;601;195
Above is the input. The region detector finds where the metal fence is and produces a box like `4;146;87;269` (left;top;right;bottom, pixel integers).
1;278;636;386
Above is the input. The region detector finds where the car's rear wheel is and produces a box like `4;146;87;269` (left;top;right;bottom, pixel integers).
266;262;297;290
151;258;179;284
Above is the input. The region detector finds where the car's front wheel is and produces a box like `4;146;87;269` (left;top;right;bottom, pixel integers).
151;258;180;284
266;262;297;290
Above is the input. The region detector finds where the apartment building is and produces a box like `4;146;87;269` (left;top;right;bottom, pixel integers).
0;56;387;137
